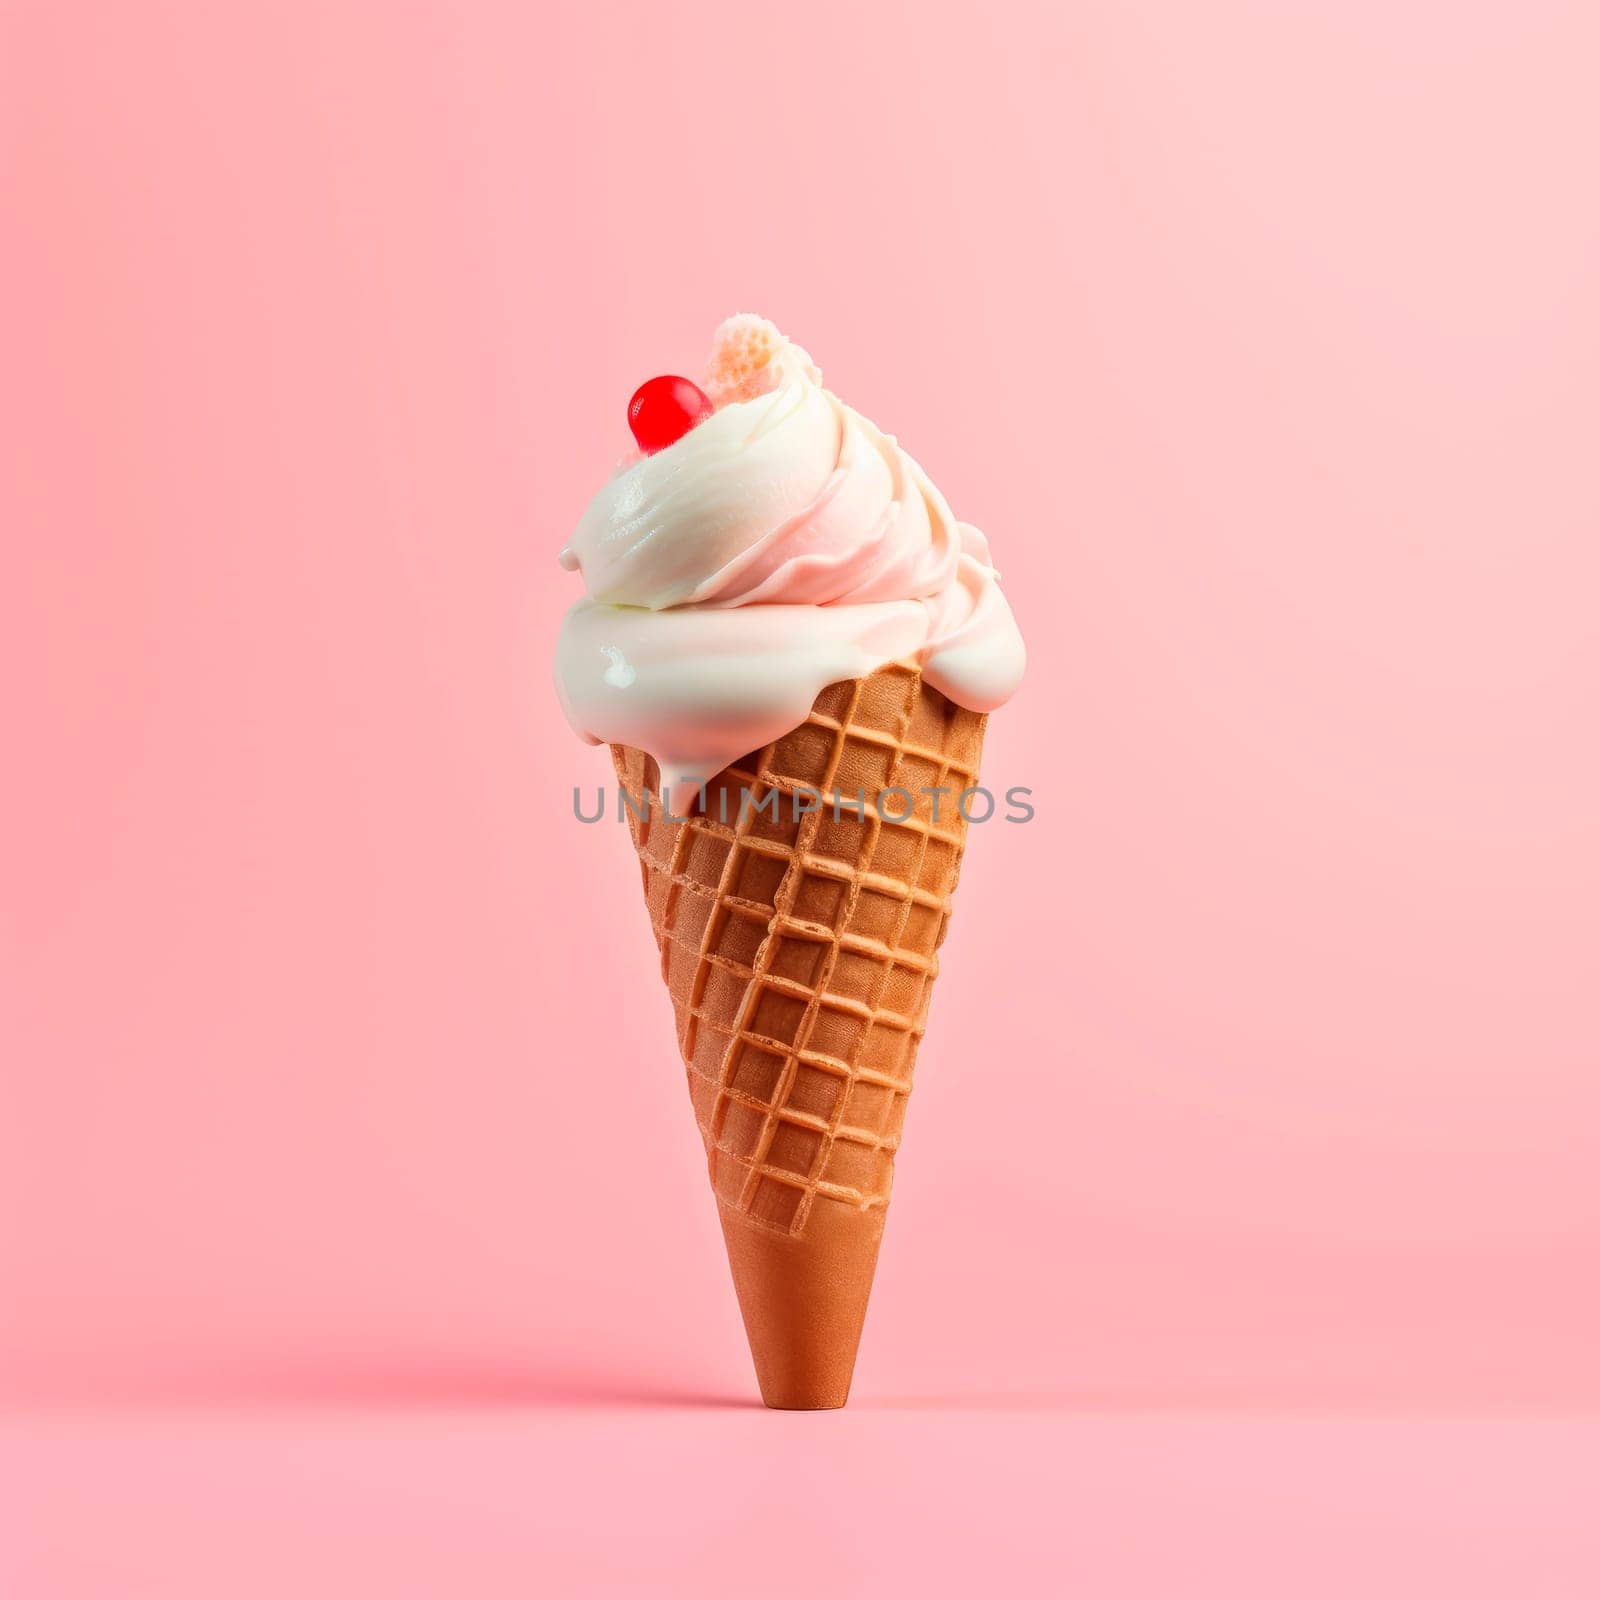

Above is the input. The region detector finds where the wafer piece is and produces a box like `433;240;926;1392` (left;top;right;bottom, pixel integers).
611;662;986;1408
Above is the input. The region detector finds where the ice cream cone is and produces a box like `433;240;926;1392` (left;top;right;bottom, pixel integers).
556;316;1024;1406
611;662;986;1408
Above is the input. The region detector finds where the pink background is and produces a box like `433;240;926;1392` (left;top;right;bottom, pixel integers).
4;0;1598;1592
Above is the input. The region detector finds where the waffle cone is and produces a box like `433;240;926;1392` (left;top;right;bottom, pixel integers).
611;663;986;1408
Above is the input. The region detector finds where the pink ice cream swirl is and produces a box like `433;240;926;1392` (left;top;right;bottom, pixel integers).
554;316;1025;805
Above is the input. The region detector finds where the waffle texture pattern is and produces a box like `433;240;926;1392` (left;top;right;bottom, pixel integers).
611;664;986;1240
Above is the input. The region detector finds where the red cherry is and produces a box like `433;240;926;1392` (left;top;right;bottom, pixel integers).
628;375;713;454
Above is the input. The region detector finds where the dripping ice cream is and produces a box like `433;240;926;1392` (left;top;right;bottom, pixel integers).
554;316;1025;808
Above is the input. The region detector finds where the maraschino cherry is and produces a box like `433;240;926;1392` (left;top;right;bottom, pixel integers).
628;375;713;454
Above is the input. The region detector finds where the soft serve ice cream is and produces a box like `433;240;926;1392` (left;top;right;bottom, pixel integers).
554;316;1025;807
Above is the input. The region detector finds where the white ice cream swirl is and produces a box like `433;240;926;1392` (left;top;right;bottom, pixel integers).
555;317;1025;803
